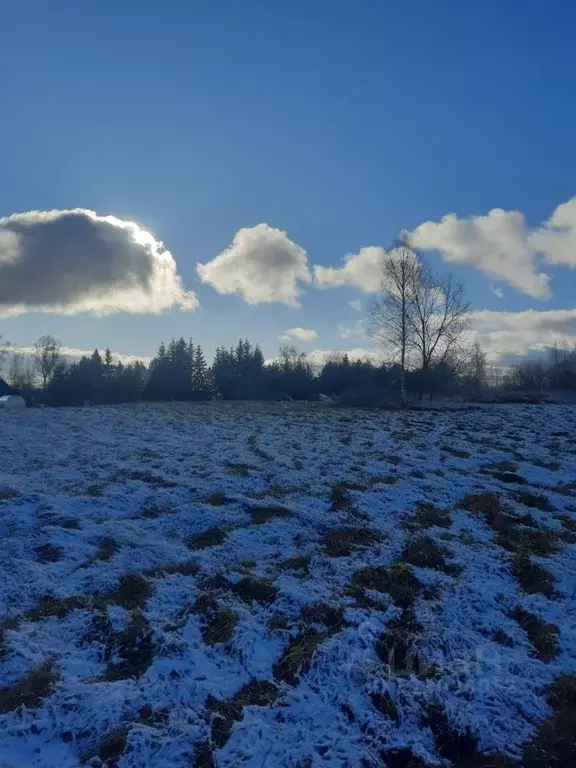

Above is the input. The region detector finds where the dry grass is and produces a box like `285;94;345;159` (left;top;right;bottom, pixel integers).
248;505;294;525
371;690;399;722
522;675;576;768
482;461;519;474
143;560;200;578
273;630;327;686
193;741;215;768
511;607;559;662
123;468;176;488
206;680;278;747
97;536;119;561
491;629;514;647
530;458;561;471
323;527;382;557
329;481;359;512
380;748;430;768
413;502;452;529
422;704;513;767
140;501;173;519
81;612;113;649
231;577;278;606
203;607;238;645
0;661;57;713
58;517;80;529
461;491;559;557
500;528;559;557
199;604;238;646
81;725;129;767
551;483;576;499
34;543;63;563
461;492;513;526
103;612;155;681
441;445;471;459
225;461;253;477
382;453;402;466
26;594;88;621
204;491;234;506
401;536;462;577
0;618;19;659
278;555;311;573
375;609;423;676
137;704;170;727
266;614;293;636
513;490;556;512
188;527;228;550
375;474;399;485
492;471;528;485
300;602;347;633
107;573;153;610
0;487;20;501
352;562;422;609
512;552;556;597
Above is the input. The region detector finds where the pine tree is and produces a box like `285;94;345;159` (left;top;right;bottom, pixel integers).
159;337;192;400
143;341;172;401
192;344;211;400
90;349;103;371
89;349;104;402
212;346;235;399
103;348;114;379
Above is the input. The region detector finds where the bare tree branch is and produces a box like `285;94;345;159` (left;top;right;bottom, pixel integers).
369;241;418;406
33;335;62;389
369;239;471;403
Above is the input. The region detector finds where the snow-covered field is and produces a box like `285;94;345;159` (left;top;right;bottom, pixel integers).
1;402;575;767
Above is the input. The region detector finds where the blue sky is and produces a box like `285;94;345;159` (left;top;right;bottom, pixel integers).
1;0;576;364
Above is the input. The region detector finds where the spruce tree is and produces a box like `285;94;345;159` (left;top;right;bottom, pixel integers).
192;344;211;400
103;348;114;378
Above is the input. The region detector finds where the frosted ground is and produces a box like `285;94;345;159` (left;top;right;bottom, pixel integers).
0;402;575;767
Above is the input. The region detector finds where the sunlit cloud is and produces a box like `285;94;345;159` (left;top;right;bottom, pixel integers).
470;308;576;362
314;246;385;292
0;209;197;317
279;327;318;342
198;223;311;307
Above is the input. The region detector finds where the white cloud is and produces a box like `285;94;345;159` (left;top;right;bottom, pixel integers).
314;246;385;292
9;345;152;367
470;308;576;362
338;319;365;339
406;208;551;299
197;223;311;307
404;196;576;300
348;300;363;312
490;285;504;299
279;327;318;342
529;197;576;268
311;195;576;301
0;209;197;317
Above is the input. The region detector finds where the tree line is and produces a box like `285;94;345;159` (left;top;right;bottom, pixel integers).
1;333;489;407
3;239;576;406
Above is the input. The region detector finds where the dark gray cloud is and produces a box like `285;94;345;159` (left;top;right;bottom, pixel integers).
0;209;197;316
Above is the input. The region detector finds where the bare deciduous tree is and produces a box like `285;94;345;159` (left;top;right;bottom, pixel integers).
7;351;36;389
464;341;487;394
370;240;470;404
409;267;471;394
33;335;62;389
0;335;10;371
369;242;417;407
